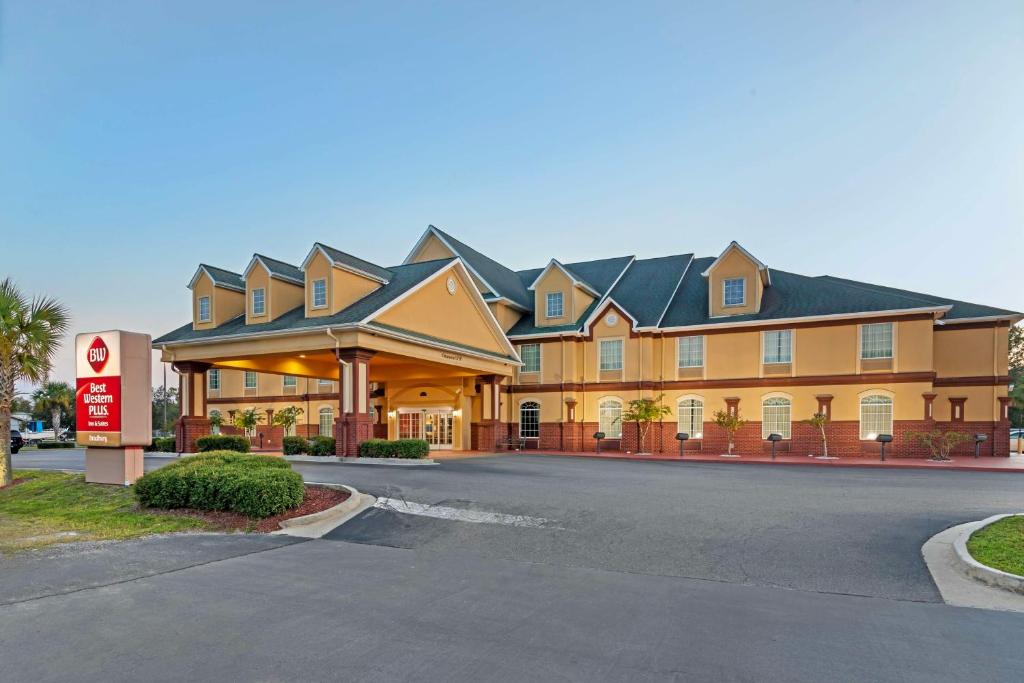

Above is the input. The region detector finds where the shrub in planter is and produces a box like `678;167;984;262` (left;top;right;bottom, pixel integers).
195;434;250;453
134;451;303;518
358;439;430;459
146;436;177;452
282;436;308;455
307;436;336;456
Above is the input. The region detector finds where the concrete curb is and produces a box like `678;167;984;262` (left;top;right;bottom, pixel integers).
273;484;376;539
952;513;1024;594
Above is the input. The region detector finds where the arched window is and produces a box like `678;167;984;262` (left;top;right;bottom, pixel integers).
762;397;791;439
599;399;623;438
319;407;334;437
860;395;893;439
209;410;222;435
677;399;703;438
519;401;540;439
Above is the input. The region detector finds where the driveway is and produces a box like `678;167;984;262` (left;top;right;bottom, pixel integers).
6;451;1024;681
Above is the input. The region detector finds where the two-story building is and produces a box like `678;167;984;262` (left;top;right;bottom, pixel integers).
155;226;1019;457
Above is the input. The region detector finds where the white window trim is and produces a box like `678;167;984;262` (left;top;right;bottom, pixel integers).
677;335;705;369
723;277;746;307
676;395;704;439
198;296;211;323
518;399;541;439
318;407;334;437
761;394;793;440
598;397;624;438
312;278;328;309
597;337;625;373
859;322;895;361
244;371;257;390
762;329;793;365
207;369;220;390
251;287;266;316
520;343;541;375
858;394;894;440
546;291;564;319
282;375;297;389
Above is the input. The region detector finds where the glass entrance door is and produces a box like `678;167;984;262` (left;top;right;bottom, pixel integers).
423;410;453;449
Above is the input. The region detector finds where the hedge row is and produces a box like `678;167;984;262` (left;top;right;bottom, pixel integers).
281;435;336;456
35;441;75;449
145;437;177;452
195;434;251;453
358;439;429;459
134;451;303;518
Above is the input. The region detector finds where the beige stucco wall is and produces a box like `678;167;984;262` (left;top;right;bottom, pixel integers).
534;267;574;327
488;301;523;332
192;272;244;330
707;248;764;317
934;326;1005;377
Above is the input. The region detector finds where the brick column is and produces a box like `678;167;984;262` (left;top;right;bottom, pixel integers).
172;361;212;453
561;398;581;452
335;348;375;456
472;375;502;451
996;396;1013;457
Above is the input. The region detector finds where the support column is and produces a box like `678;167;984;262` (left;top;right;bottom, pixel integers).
335;348;375;456
997;396;1013;457
173;361;212;453
472;375;503;451
562;398;580;452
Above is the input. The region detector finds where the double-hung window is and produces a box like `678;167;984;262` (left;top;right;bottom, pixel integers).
208;369;220;390
723;278;745;307
519;401;540;439
312;279;327;308
244;371;257;390
763;330;792;364
762;397;792;439
599;339;623;371
678;336;704;368
251;288;266;316
520;344;541;374
860;323;893;359
860;396;893;439
198;296;211;322
283;375;297;389
546;292;564;318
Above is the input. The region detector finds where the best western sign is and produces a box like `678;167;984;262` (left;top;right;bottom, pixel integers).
75;331;152;448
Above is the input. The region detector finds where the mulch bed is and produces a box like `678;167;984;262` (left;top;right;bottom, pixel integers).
154;485;350;533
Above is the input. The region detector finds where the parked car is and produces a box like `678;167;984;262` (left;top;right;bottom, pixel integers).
10;430;24;454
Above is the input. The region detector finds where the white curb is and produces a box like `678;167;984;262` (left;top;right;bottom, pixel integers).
952;513;1024;594
272;484;376;539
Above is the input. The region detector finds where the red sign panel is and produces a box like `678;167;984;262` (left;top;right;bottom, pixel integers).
86;336;110;374
76;377;121;433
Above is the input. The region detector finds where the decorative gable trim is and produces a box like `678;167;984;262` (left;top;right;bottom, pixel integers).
581;297;639;335
701;241;771;286
527;259;601;297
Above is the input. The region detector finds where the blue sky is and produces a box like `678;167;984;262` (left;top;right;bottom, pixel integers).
2;1;1022;386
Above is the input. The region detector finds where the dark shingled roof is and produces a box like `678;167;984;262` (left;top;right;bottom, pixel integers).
254;254;304;284
607;254;693;327
815;276;1020;321
428;226;533;309
198;264;245;292
155;259;453;345
316;243;394;282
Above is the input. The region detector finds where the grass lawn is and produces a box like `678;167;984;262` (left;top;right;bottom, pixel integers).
0;470;214;554
967;515;1024;577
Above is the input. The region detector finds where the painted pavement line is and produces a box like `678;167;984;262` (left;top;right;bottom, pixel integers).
373;497;559;528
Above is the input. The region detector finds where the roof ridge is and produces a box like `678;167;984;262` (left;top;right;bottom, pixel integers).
810;273;944;308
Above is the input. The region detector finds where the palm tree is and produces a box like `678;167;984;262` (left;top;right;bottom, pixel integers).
33;382;75;442
0;278;70;487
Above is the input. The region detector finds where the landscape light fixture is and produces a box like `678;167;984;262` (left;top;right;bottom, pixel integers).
974;433;988;459
766;433;783;460
875;433;893;461
593;431;605;454
675;432;689;458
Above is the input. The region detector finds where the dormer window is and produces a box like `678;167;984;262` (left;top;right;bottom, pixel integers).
312;279;327;308
198;296;211;322
251;288;266;316
546;292;564;318
723;278;745;307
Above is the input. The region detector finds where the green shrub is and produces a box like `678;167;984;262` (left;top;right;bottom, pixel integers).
195;434;250;453
134;451;303;518
282;436;308;455
307;436;336;456
358;439;429;459
36;440;74;449
145;436;177;452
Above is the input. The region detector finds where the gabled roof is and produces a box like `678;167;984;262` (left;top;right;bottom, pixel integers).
244;254;304;286
701;241;771;285
607;254;693;328
404;225;532;309
188;264;246;293
526;259;601;297
302;242;394;284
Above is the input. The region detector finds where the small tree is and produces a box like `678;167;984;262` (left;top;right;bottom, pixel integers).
232;408;264;442
272;406;304;437
712;409;747;455
618;394;672;453
33;381;75;440
803;412;830;458
909;430;971;461
208;410;223;434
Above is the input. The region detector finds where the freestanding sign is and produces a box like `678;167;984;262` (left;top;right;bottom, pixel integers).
75;330;152;485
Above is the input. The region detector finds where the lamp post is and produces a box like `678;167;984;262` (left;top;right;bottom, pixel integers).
974;433;988;459
593;431;605;454
766;433;782;460
876;433;893;461
675;432;689;458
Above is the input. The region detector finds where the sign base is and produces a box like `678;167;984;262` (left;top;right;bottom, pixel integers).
85;447;144;486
